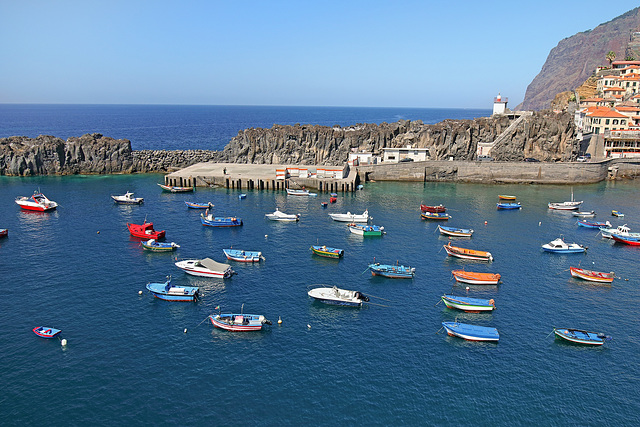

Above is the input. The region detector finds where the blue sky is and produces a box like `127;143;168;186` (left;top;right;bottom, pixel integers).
1;0;639;108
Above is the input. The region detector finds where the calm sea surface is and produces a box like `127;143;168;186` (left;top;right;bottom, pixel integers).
0;105;638;425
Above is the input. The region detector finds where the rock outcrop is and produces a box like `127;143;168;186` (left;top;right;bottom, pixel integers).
519;7;640;111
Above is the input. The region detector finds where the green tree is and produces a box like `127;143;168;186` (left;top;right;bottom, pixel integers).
606;51;617;67
625;55;635;61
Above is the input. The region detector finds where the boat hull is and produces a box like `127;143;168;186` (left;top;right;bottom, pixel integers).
438;225;473;237
497;203;521;210
307;287;367;307
15;201;57;212
442;322;499;342
553;328;607;345
569;267;614;283
310;246;344;258
223;249;262;262
175;260;233;278
347;224;383;236
444;244;493;262
158;183;193;193
201;215;243;227
369;264;415;279
498;195;516;200
420;204;446;213
441;295;495;312
33;326;61;338
451;270;501;285
209;314;269;331
421;213;450;220
127;223;165;240
141;241;179;251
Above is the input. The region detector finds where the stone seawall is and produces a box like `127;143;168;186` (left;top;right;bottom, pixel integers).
358;160;610;184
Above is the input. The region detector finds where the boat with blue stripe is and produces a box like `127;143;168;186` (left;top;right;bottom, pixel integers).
553;328;611;346
201;213;243;227
310;245;344;259
438;225;474;237
442;321;500;342
497;202;521;210
33;326;61;338
185;201;213;209
146;277;199;302
367;262;415;279
577;219;611;228
223;249;263;262
441;295;496;312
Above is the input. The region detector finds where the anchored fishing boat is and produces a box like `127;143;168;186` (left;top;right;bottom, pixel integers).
444;242;493;262
438;225;473;237
15;192;58;212
569;267;614;283
141;239;180;252
421;212;451;220
441;295;496;312
265;208;300;221
127;221;165;240
368;262;415;279
611;234;640;246
33;326;61;338
442;321;500;342
0;228;7;238
201;212;242;227
209;309;271;332
548;189;583;210
498;195;516;200
553;328;611;346
572;211;596;218
307;286;369;307
238;194;247;199
286;188;316;196
347;223;384;236
146;277;199;302
223;249;263;262
329;209;370;222
451;270;501;285
185;201;213;209
599;224;637;239
175;258;235;278
497;202;521;210
111;191;144;205
420;204;446;213
158;183;194;193
310;245;344;259
542;237;586;253
577;219;611;229
612;210;624;217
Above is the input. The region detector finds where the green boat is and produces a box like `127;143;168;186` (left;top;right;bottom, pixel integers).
310;245;344;259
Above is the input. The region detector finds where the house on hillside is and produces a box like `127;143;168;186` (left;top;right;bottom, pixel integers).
584;107;629;134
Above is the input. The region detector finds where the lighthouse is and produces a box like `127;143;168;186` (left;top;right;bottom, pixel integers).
492;93;508;115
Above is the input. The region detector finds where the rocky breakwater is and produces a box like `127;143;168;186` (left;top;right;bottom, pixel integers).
217;111;577;164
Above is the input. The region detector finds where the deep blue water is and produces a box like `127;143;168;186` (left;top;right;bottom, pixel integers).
0;105;639;425
0;104;491;151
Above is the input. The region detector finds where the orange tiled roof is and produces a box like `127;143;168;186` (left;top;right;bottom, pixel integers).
586;108;628;118
615;106;640;112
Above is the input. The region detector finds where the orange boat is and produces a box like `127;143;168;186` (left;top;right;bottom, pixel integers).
444;243;493;262
451;270;501;285
569;267;614;283
498;195;516;200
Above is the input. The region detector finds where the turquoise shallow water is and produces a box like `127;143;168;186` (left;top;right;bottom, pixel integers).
1;175;639;425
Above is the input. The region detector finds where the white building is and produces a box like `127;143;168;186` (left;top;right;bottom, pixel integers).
492;93;508;115
382;145;430;162
348;151;376;166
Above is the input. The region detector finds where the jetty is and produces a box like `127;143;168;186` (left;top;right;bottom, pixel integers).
163;162;359;192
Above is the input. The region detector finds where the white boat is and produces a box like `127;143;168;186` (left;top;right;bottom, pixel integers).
175;258;235;278
111;191;144;205
542;237;586;253
548;189;583;210
572;211;595;218
329;209;370;223
286;188;317;196
265;208;299;221
15;192;58;212
307;286;369;307
599;224;640;239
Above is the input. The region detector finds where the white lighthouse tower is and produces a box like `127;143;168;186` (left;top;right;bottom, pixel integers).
492;93;508;115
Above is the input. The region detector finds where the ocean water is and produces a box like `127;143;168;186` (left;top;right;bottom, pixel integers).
0;105;639;425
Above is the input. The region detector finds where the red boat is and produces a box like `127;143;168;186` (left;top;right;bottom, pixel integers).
329;197;337;203
127;221;165;240
611;234;640;246
420;204;446;213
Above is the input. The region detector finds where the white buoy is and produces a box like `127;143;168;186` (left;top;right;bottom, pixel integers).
97;231;100;234
61;339;67;346
539;221;541;226
466;286;470;291
138;290;143;295
277;316;282;324
184;328;187;333
307;324;311;329
484;221;488;225
265;234;268;238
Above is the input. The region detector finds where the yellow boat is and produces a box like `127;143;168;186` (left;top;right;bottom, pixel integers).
498;195;516;200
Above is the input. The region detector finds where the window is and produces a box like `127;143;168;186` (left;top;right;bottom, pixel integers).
622;120;626;125
613;119;618;125
606;119;610;125
595;128;600;134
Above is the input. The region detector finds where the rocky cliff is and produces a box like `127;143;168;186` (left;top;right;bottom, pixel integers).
520;7;640;111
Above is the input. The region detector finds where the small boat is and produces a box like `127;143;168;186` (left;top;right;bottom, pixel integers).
310;245;344;259
611;234;640;246
542;237;586;253
572;211;596;218
347;223;384;236
286;188;317;196
0;228;7;238
111;191;144;205
569;267;614;283
444;242;493;262
158;183;194;193
612;210;624;217
33;326;61;338
321;202;328;208
175;258;235;278
223;249;263;262
307;286;369;307
238;194;247;199
421;212;451;220
265;208;300;221
142;239;180;252
201;213;243;227
451;270;501;285
209;311;271;332
420;204;446;213
127;221;165;240
330;193;338;197
441;321;499;342
329;197;337;203
498;195;516;200
146;277;199;302
368;262;415;279
356;184;364;190
553;328;611;346
15;192;58;212
441;295;496;312
599;224;639;239
329;209;370;222
577;219;611;229
496;202;521;210
548;189;583;210
438;225;473;237
185;201;213;209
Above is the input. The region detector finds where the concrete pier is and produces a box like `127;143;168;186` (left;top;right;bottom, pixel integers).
163;162;359;192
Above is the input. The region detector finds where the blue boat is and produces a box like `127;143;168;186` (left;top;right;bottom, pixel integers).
421;212;451;220
542;237;586;253
185;201;213;209
146;277;199;302
441;295;496;312
239;194;247;199
612;210;624;217
553;328;611;346
577;219;611;229
141;239;180;252
438;225;474;237
201;213;243;227
497;202;521;210
442;321;500;342
368;262;415;279
223;248;263;262
33;326;61;338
